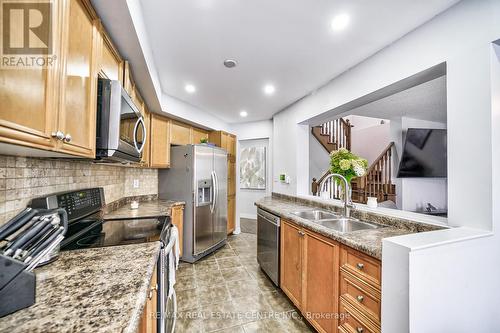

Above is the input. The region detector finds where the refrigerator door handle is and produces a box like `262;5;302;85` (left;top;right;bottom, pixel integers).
210;171;216;213
213;171;218;213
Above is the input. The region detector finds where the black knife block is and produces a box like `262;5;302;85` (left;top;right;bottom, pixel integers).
0;255;35;317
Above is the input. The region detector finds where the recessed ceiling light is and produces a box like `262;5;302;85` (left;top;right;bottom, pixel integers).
263;84;276;95
224;59;237;68
185;84;196;93
331;13;350;31
239;110;248;117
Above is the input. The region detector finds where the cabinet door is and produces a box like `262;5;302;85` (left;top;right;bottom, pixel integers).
139;265;158;333
57;0;98;158
227;160;235;196
280;220;303;308
227;195;235;234
303;230;339;333
170;121;191;145
98;28;122;81
192;127;208;144
150;114;170;168
228;134;236;160
0;1;60;151
171;206;184;256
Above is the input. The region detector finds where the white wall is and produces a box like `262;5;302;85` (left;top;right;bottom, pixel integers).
350;122;391;165
230;120;273;228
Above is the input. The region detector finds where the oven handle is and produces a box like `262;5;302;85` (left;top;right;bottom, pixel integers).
133;117;146;153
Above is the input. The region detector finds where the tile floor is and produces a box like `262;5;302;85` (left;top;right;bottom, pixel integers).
175;232;315;332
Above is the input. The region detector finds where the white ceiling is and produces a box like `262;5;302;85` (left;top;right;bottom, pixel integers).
343;75;447;124
140;0;459;123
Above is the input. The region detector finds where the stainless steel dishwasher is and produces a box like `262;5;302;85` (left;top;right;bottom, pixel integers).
257;208;280;286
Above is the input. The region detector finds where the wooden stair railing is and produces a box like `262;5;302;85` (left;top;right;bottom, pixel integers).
312;142;396;204
311;118;351;154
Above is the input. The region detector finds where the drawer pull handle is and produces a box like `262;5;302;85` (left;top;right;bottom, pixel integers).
298;231;305;236
148;284;158;300
357;295;364;303
356;328;364;333
356;263;364;270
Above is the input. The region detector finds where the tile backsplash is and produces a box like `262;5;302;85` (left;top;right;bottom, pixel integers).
0;155;158;224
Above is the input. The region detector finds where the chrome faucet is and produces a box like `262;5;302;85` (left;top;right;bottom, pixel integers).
317;173;355;218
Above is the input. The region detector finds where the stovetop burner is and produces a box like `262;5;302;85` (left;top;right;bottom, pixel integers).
61;216;165;251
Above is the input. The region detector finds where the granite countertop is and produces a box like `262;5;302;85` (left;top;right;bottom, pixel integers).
102;199;185;221
0;242;161;333
255;196;431;259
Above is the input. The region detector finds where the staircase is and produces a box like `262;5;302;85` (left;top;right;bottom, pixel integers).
311;118;351;153
311;118;396;204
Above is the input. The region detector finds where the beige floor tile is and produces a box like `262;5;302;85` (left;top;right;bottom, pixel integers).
177;288;200;311
195;284;232;306
262;291;296;313
217;256;242;269
195;270;225;287
220;266;253;282
177;274;197;291
242;319;284;333
176;309;204;333
227;279;261;298
278;310;314;333
200;301;243;332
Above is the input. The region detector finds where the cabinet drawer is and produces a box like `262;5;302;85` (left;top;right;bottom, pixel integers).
340;271;381;322
339;298;379;333
340;246;381;288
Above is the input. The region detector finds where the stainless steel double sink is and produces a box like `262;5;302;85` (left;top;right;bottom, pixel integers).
290;209;383;233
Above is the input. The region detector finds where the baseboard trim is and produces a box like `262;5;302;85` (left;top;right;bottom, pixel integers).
240;213;257;220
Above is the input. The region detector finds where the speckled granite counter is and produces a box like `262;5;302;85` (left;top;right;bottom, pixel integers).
255;195;445;259
102;199;184;220
0;242;161;333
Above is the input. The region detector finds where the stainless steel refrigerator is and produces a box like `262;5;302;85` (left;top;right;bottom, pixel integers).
159;144;227;263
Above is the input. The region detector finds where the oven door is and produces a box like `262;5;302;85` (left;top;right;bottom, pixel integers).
158;225;178;333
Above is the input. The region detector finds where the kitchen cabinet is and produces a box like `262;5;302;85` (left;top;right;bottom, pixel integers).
97;25;123;81
227;195;235;234
280;219;341;333
149;114;170;168
0;0;98;158
170;120;192;145
339;246;381;333
171;205;184;256
280;220;303;308
303;229;339;333
139;265;158;333
56;0;99;158
192;127;209;144
209;130;237;234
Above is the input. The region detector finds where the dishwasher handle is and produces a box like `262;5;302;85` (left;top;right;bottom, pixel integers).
257;208;280;227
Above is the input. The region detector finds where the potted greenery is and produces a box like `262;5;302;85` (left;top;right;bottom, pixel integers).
329;148;368;198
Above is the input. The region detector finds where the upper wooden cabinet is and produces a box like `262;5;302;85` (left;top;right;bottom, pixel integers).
149;114;170;168
0;0;99;158
170;121;191;145
209;130;236;161
56;0;99;158
97;25;123;81
192;127;209;144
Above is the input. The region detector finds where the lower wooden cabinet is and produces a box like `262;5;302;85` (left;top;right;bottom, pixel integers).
227;195;235;234
280;220;303;308
303;230;340;333
171;205;184;256
139;265;158;333
280;219;381;333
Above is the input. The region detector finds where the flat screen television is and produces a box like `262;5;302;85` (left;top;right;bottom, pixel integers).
397;128;447;178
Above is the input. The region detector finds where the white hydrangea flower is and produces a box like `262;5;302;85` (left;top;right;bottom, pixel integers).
354;164;365;177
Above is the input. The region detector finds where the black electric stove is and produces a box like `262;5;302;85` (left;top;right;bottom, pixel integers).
30;188;167;251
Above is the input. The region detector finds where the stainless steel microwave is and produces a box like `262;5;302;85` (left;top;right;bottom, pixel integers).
95;79;146;163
